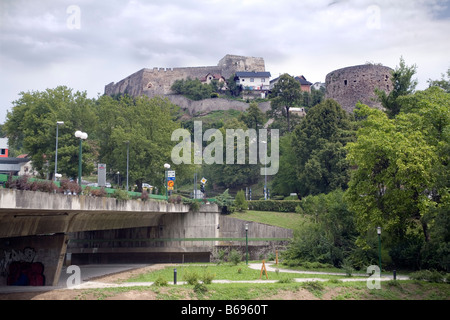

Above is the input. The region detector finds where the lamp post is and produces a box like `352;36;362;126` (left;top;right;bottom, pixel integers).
54;121;64;181
164;163;170;200
124;141;129;191
377;226;382;273
74;130;88;185
245;223;249;265
261;140;267;200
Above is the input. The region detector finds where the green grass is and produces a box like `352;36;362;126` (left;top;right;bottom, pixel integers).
126;263;349;283
229;210;305;230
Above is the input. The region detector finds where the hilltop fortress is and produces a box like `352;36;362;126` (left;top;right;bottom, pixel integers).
105;55;393;114
105;54;265;98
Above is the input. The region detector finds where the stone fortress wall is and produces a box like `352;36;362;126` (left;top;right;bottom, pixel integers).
325;64;393;113
105;54;265;99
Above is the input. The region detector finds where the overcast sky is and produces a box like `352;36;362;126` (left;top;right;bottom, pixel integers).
1;0;449;123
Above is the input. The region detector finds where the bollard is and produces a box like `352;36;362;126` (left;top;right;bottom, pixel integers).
174;268;177;285
393;270;396;280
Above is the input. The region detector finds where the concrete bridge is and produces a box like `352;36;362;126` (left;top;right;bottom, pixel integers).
0;189;291;287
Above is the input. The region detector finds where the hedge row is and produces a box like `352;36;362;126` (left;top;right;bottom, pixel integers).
248;200;300;212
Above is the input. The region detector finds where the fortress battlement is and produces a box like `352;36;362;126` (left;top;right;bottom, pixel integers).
104;54;266;99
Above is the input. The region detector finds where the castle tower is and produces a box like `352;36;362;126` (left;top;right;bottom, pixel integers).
325;64;393;112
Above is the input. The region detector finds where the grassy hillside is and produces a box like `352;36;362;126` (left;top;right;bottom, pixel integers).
229;210;306;230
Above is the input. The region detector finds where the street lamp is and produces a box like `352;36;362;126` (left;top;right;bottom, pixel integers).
164;163;170;200
261;140;267;200
74;130;88;185
377;226;382;273
124;141;129;191
245;223;249;265
54;121;64;181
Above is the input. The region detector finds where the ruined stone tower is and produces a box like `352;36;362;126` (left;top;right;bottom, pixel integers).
325;64;393;112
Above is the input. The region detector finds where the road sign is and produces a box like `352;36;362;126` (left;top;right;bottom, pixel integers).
167;176;175;181
201;177;207;184
167;180;174;188
168;170;175;178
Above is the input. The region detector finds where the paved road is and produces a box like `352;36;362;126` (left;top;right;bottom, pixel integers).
0;262;409;293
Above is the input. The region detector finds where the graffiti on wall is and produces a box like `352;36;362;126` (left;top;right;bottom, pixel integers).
0;247;45;286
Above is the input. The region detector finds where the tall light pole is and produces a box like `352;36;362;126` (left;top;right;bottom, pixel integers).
54;121;64;181
124;141;129;191
164;163;170;200
74;130;88;185
261;140;267;200
245;223;249;265
377;226;382;273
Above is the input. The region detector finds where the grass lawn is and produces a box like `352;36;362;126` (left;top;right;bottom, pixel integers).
229;210;305;230
81;262;450;300
125;263;344;283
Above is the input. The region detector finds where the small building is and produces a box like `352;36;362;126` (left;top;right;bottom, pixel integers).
295;75;312;93
200;73;228;90
0;138;8;158
290;107;306;117
235;71;271;91
270;75;313;93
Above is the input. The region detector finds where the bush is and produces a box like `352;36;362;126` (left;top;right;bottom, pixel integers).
60;180;82;195
201;268;215;284
183;270;199;285
90;187;107;197
194;283;208;294
234;190;248;212
229;249;242;265
152;275;168;287
409;270;448;283
140;190;149;201
113;189;129;201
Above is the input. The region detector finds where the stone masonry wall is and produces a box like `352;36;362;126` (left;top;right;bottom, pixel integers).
325;64;393;113
104;54;266;100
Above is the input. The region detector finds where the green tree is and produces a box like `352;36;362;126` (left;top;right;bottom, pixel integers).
375;56;418;118
345;89;449;248
234;189;248;211
202;118;260;190
238;101;266;130
427;67;450;93
270;133;301;197
269;74;303;132
4;86;97;179
95;95;188;192
291;99;355;198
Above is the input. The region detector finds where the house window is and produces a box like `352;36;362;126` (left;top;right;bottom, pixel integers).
344;80;348;86
250;78;254;82
1;149;5;155
261;78;266;82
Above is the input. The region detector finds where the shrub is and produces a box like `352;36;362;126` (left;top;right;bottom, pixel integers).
183;270;199;285
229;249;242;265
152;275;168;287
140;190;149;201
409;270;448;283
201;268;215;284
194;283;208;294
60;180;82;195
113;189;129;201
90;187;107;197
234;190;248;211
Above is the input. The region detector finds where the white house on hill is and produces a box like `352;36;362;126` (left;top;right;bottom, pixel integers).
235;71;271;91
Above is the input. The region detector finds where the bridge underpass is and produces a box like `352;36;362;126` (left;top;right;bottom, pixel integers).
0;189;292;287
